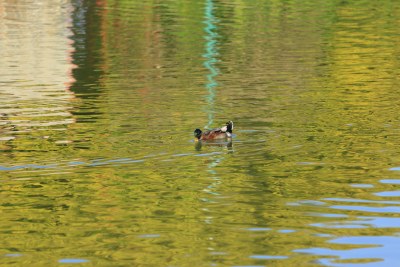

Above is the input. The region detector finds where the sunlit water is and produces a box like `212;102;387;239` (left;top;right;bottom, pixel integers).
2;0;400;266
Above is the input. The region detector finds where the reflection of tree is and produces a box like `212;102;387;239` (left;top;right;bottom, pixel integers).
70;0;104;96
4;0;400;265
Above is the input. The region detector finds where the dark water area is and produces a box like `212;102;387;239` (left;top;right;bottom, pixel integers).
2;0;400;266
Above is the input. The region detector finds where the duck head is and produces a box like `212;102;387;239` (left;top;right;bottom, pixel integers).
194;128;202;140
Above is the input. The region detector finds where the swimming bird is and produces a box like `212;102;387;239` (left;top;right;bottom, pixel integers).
194;121;234;141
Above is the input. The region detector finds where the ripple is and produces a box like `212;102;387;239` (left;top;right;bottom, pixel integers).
344;216;400;228
374;191;400;197
330;205;400;213
289;200;327;206
314;233;334;238
0;136;15;141
296;162;324;165
311;222;367;229
137;234;161;238
244;227;271;232
350;184;374;188
318;216;400;228
194;152;223;157
308;212;348;218
4;253;23;257
59;258;89;264
0;164;58;171
278;229;296;234
249;255;288;260
324;198;400;205
296;236;400;267
172;153;194;157
380;179;400;184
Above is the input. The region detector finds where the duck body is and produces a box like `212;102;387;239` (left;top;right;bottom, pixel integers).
194;121;233;141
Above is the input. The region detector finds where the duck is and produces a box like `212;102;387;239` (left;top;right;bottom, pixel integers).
194;121;234;141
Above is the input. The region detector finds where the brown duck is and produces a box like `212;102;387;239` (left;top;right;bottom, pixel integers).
194;121;234;141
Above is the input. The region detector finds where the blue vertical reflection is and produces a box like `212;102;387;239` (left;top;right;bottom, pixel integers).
203;0;219;129
201;0;224;230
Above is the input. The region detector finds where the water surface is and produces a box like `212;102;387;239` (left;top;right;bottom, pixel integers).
2;0;400;266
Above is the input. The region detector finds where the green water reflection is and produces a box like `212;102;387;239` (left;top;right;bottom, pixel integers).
2;0;400;266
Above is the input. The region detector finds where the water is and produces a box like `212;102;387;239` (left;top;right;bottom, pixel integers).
1;0;400;266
